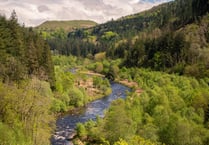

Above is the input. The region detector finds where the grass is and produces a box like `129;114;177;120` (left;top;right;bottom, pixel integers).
36;20;97;32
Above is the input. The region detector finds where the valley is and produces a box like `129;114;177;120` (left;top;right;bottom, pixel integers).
0;0;209;145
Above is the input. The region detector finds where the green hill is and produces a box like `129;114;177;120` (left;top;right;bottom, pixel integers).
36;20;97;32
36;20;97;39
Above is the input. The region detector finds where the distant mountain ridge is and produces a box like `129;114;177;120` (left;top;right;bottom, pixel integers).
36;20;97;32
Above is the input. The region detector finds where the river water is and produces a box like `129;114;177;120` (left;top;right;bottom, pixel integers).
51;83;130;145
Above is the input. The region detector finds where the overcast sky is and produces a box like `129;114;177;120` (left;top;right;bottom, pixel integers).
0;0;170;26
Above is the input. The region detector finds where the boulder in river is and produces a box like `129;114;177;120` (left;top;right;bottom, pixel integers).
66;132;77;141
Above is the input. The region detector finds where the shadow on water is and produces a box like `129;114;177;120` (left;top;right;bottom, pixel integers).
51;83;130;145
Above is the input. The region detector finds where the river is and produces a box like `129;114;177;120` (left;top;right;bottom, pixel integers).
51;83;130;145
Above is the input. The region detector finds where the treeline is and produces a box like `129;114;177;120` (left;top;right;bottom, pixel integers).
0;11;55;88
118;29;209;78
45;0;209;78
75;68;209;145
0;11;55;144
48;38;99;56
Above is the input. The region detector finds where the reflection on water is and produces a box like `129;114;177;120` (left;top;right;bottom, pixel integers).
51;83;130;145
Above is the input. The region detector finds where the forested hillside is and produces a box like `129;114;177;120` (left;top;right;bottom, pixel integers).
47;0;209;79
76;68;209;145
0;11;55;87
0;11;55;144
0;11;112;145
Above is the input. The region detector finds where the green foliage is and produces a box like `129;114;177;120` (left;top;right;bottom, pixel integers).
101;31;118;41
0;14;55;88
107;64;120;80
0;79;54;145
55;66;74;93
46;0;209;79
53;55;77;67
76;68;209;145
0;13;56;144
53;64;79;110
114;139;129;145
127;68;209;145
0;121;30;145
94;52;106;61
93;77;110;91
69;87;86;107
76;123;87;139
113;136;157;145
95;62;104;73
52;55;113;112
103;99;137;143
51;98;67;112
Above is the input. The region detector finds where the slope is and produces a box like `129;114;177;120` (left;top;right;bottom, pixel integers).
35;20;97;39
36;20;97;32
47;0;209;79
0;11;55;145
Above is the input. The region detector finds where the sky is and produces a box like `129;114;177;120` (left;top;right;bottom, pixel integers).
0;0;170;26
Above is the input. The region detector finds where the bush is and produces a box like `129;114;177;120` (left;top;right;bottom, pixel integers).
95;62;104;73
69;87;85;107
76;123;87;139
51;98;67;112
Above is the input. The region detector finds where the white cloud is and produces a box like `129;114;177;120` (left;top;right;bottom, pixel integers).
130;0;140;4
0;0;170;26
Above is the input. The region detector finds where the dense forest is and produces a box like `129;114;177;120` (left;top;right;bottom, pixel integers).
0;11;110;145
0;11;55;144
46;0;209;79
0;11;55;87
75;67;209;145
